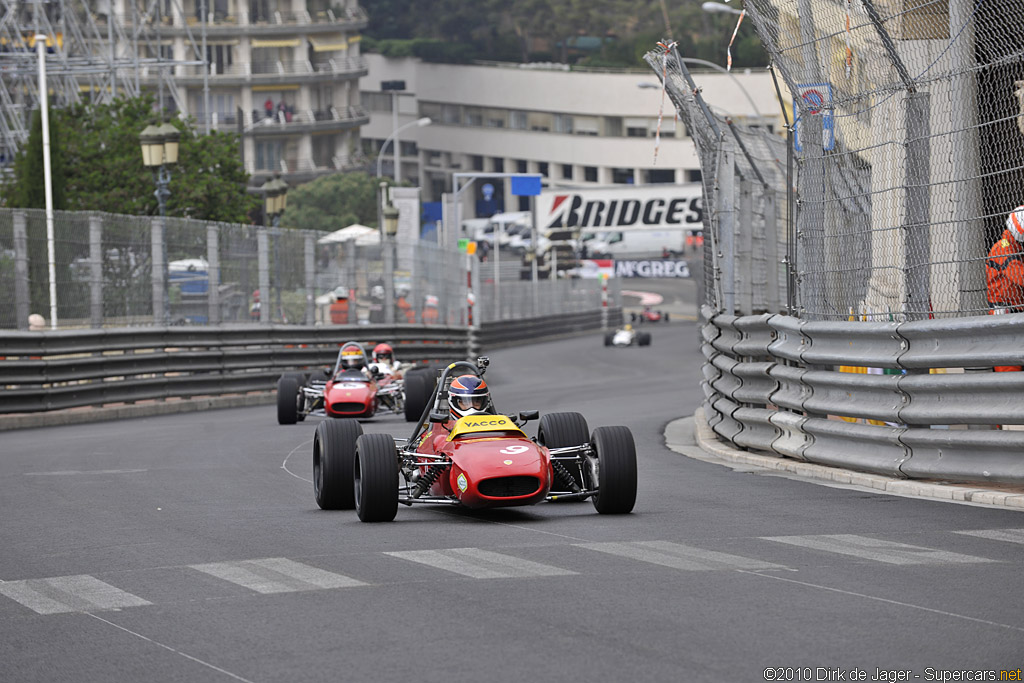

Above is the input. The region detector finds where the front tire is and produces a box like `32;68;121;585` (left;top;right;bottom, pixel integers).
538;412;590;494
355;434;399;522
313;419;362;509
604;332;613;346
590;426;637;514
638;332;652;347
277;376;300;424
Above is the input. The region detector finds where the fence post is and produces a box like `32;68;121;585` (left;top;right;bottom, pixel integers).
718;147;736;315
89;214;103;328
738;178;753;315
13;210;29;330
304;232;315;325
905;91;931;321
207;223;220;324
257;228;270;324
151;217;166;325
764;189;780;314
798;113;825;319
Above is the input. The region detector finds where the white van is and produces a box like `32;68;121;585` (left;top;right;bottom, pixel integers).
582;230;688;259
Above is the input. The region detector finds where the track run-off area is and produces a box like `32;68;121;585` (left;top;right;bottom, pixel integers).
2;316;1022;682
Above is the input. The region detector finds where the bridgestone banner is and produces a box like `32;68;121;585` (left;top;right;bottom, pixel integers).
577;259;691;279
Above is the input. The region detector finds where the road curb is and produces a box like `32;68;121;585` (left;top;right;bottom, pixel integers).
0;392;276;431
668;405;1024;510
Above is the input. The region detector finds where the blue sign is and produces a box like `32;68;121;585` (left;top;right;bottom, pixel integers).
481;183;495;201
793;83;835;152
510;175;542;197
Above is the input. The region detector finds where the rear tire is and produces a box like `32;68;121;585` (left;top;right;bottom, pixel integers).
403;368;435;422
638;333;652;347
313;419;362;510
590;426;637;514
538;412;590;495
355;433;399;522
277;376;300;424
664;312;671;323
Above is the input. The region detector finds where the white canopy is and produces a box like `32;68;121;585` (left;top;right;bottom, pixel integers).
317;223;377;245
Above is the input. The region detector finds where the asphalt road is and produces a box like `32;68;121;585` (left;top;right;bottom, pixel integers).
2;321;1022;683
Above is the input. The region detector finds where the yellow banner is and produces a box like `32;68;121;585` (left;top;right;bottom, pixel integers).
251;38;300;48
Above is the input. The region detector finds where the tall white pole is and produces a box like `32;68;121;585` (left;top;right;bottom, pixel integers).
36;34;57;330
392;91;400;183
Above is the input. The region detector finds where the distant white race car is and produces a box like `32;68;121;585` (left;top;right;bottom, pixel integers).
604;326;651;347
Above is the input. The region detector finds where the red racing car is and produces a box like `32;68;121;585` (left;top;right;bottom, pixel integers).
278;342;433;424
311;357;638;522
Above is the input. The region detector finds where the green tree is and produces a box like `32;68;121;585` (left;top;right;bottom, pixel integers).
5;95;259;223
281;172;389;233
6;107;67;211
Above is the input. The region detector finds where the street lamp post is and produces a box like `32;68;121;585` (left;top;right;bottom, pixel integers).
140;122;180;324
381;200;400;325
376;117;432;181
261;174;288;322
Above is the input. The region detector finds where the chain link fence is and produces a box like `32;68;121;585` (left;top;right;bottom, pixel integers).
0;207;617;330
651;0;1024;321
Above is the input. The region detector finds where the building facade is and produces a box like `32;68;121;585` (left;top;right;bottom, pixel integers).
361;54;787;215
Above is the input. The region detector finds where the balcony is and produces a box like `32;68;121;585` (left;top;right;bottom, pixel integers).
97;5;368;35
243;105;369;135
171;57;368;86
247;151;368;185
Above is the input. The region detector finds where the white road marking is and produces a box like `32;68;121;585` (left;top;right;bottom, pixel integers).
576;540;787;571
24;469;148;476
189;558;365;594
953;528;1024;545
87;614;257;682
385;548;576;579
281;438;314;483
0;575;152;615
740;570;1024;633
762;534;996;565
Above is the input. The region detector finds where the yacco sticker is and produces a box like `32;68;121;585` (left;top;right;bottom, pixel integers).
456;473;468;492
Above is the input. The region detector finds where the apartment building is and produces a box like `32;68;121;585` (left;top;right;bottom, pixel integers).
361;54;785;214
104;0;369;186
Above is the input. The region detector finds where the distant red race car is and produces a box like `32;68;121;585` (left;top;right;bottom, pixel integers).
311;357;638;522
632;306;670;324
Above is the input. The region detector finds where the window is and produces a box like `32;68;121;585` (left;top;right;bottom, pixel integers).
510;110;527;130
562;164;573;180
313;135;336;168
465;107;483;127
420;102;442;121
612;168;635;184
626;126;648;138
361;91;392;112
485;109;506;128
528;112;552;132
584;166;598;182
687;169;703;183
554;114;573;134
604;116;623;137
625;117;651;138
516;159;528;173
492;158;504;172
470;155;484;171
400;140;418;157
538;162;549;177
645;169;676;184
575;116;599;136
206;44;233;74
441;104;461;125
255;140;284;171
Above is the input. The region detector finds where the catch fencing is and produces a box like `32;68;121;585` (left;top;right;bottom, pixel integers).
0;207;617;331
651;1;1024;483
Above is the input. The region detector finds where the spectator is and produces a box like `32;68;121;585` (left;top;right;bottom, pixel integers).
28;313;45;330
264;97;273;119
986;205;1024;371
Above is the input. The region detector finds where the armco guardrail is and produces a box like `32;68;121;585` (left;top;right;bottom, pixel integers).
701;309;1024;485
476;308;623;350
0;309;618;417
0;325;468;414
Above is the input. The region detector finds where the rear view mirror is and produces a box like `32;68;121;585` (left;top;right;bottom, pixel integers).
429;411;448;423
519;410;539;422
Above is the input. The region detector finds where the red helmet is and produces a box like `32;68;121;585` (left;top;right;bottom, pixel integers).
373;343;394;364
448;375;490;420
339;343;365;370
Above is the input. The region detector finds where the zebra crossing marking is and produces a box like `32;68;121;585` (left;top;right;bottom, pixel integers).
385;548;577;579
189;558;366;594
575;540;788;571
0;575;151;615
953;528;1024;545
762;534;996;565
